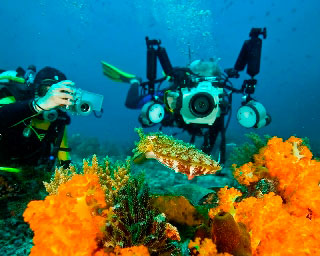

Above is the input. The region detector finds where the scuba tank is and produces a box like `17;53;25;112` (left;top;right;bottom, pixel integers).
0;65;37;101
24;65;36;87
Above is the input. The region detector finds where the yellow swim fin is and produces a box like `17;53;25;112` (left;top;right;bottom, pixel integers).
101;61;136;83
0;167;21;173
0;70;25;84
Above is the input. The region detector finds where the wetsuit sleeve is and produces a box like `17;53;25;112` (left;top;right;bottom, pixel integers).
0;100;37;131
125;79;151;109
125;82;145;109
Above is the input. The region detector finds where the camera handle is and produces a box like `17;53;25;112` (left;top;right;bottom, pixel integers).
145;37;173;95
222;27;267;98
234;27;266;77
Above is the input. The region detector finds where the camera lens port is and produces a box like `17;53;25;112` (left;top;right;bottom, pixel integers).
189;93;215;117
80;103;90;113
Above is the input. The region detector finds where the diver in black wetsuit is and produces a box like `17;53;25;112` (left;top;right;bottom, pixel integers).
0;66;75;172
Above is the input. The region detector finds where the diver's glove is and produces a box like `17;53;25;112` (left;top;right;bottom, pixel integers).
33;80;75;112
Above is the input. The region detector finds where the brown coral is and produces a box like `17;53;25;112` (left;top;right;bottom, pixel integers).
151;195;204;226
211;212;252;256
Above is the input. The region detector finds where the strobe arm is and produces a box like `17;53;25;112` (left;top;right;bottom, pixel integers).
145;37;174;94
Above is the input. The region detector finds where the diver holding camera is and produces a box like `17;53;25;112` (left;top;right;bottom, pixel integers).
102;28;271;165
0;66;104;173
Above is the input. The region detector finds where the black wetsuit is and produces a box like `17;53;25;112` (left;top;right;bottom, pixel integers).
0;82;70;169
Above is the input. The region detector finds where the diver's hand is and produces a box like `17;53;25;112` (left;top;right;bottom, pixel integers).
34;80;75;111
129;77;142;86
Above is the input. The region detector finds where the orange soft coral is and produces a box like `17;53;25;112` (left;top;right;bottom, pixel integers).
114;245;150;256
93;245;150;256
188;237;232;256
235;192;320;255
23;174;107;256
165;223;181;241
210;136;320;255
233;136;320;218
232;162;268;186
209;186;242;218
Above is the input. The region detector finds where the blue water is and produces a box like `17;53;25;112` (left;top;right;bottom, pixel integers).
1;0;320;152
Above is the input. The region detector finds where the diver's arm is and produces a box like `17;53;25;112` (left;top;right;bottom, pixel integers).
125;78;145;109
125;81;141;109
0;100;37;130
0;81;75;131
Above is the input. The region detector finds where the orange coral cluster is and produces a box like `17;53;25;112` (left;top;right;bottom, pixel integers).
165;223;181;241
235;192;320;254
232;162;268;186
23;174;107;256
188;237;232;256
94;245;150;256
135;128;221;180
212;136;320;255
209;186;242;218
43;155;130;207
234;136;320;218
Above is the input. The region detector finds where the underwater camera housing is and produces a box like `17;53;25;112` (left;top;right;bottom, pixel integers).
166;78;224;125
67;88;104;116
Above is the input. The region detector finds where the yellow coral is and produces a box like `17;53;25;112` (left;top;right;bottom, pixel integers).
44;155;130;206
43;165;76;195
97;157;130;206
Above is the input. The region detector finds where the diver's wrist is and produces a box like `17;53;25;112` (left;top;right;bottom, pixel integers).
32;99;45;113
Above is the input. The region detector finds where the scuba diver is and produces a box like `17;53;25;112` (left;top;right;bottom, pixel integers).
0;66;75;216
0;65;104;217
0;66;75;172
102;28;271;167
0;64;104;173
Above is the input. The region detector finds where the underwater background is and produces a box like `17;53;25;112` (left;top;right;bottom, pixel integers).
1;0;320;152
1;0;320;255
